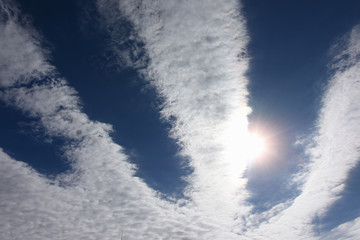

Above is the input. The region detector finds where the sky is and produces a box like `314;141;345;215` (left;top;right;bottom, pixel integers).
0;0;360;239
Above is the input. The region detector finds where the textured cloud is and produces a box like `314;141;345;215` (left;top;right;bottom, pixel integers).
97;0;252;231
2;147;244;239
1;0;360;239
0;0;53;87
0;1;245;239
244;25;360;239
326;217;360;240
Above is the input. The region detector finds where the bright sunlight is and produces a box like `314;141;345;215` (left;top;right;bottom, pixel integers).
244;133;266;160
224;111;268;175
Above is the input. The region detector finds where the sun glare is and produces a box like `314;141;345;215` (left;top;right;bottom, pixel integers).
245;133;265;160
223;113;269;174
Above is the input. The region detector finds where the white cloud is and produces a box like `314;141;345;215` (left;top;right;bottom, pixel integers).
1;0;360;239
97;0;252;231
326;217;360;240
0;148;244;239
0;1;247;239
0;0;53;87
244;25;360;239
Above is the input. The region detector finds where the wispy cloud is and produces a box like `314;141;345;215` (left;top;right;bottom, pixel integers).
1;0;360;239
244;25;360;239
0;0;53;87
97;0;252;230
0;0;246;239
326;216;360;240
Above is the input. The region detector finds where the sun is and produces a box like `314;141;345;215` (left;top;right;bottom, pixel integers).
224;125;267;168
223;113;269;171
244;133;266;160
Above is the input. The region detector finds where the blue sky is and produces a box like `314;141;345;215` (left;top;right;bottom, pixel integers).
1;0;360;239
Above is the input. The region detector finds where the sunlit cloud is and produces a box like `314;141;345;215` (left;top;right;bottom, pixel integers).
97;0;253;230
244;24;360;239
0;1;240;239
1;0;360;239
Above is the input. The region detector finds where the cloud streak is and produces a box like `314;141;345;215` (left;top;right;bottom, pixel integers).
0;0;52;87
244;25;360;239
1;0;360;239
97;0;252;231
0;0;245;238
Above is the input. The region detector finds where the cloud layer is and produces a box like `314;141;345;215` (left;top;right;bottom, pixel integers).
244;25;360;239
0;0;52;87
0;0;245;238
1;0;360;239
97;0;252;230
